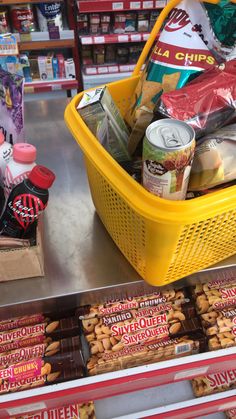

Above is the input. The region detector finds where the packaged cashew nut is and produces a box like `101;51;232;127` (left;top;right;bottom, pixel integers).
80;288;188;320
200;307;236;337
191;277;236;297
192;369;236;397
226;409;236;419
86;334;204;375
0;336;85;394
0;316;79;354
10;401;96;419
195;285;236;314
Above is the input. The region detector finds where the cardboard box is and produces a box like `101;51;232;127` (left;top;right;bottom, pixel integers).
0;227;44;282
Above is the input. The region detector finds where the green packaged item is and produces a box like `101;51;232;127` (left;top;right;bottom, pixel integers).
204;1;236;47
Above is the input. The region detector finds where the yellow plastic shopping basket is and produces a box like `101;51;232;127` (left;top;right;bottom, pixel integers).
65;0;236;287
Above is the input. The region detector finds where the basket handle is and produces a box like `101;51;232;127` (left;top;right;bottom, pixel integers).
133;0;221;76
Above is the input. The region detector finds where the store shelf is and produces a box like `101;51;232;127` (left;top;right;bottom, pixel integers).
78;0;166;12
83;63;136;75
0;0;63;3
24;78;78;93
80;32;150;45
14;30;75;51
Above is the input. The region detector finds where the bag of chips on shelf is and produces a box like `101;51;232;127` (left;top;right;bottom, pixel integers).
0;68;24;144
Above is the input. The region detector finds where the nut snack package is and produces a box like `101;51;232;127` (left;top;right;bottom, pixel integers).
200;307;236;337
0;68;24;144
10;401;96;419
79;288;188;320
86;334;204;375
82;303;201;356
195;284;236;314
125;0;217;154
192;369;236;397
0;316;79;354
226;409;236;419
189;124;236;191
0;336;85;394
158;60;236;139
208;331;236;351
191;277;236;297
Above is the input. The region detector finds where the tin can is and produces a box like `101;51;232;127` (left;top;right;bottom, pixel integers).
10;4;36;33
142;119;195;200
0;8;10;34
36;3;63;32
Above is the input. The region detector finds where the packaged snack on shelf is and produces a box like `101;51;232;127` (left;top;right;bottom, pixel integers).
101;14;111;34
200;307;236;337
90;13;100;34
65;58;76;79
77;86;131;163
38;56;54;81
0;7;10;34
10;4;36;33
77;13;89;35
29;57;41;80
125;0;218;154
57;53;65;78
82;306;201;358
0;68;24;144
208;331;236;350
105;45;116;64
226;409;236;419
93;45;105;65
158;60;236;139
191;277;236;297
188;124;236;191
0;316;79;353
10;401;96;419
36;3;63;32
195;285;236;314
0;336;85;394
114;13;136;34
116;46;129;64
0;334;81;368
192;369;236;397
20;54;32;82
82;45;93;65
149;10;160;31
137;12;150;33
80;288;188;319
86;334;204;375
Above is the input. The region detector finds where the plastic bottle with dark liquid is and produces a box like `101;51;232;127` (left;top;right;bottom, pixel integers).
0;165;55;239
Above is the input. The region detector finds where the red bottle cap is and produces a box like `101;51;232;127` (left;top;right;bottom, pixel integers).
0;132;5;145
13;143;37;163
29;165;55;189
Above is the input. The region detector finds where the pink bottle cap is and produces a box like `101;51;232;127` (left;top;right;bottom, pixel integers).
13;143;37;164
0;132;5;145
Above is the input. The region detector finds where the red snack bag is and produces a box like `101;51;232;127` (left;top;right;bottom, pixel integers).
157;60;236;138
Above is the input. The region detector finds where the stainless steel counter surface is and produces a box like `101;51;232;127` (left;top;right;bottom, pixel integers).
0;98;235;309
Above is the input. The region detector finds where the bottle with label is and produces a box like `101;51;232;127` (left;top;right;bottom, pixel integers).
0;165;55;238
4;143;37;198
0;131;12;182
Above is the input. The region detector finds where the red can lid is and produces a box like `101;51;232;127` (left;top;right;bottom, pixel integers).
28;165;55;189
13;143;37;164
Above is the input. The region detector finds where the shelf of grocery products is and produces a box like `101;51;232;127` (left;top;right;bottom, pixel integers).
15;30;75;51
24;78;77;93
15;30;74;43
80;31;150;44
0;0;64;3
77;0;166;13
83;63;136;75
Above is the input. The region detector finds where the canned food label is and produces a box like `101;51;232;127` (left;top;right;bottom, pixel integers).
143;134;195;200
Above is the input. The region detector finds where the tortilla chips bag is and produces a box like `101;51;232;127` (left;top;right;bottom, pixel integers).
125;0;218;155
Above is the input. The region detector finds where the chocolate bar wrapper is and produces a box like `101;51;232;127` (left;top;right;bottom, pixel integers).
10;402;96;419
0;317;79;354
208;331;236;351
87;334;203;376
0;333;83;369
201;307;236;336
192;369;236;397
0;307;84;332
0;336;85;394
79;288;188;320
226;409;236;419
190;277;236;297
195;285;236;314
82;303;201;358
